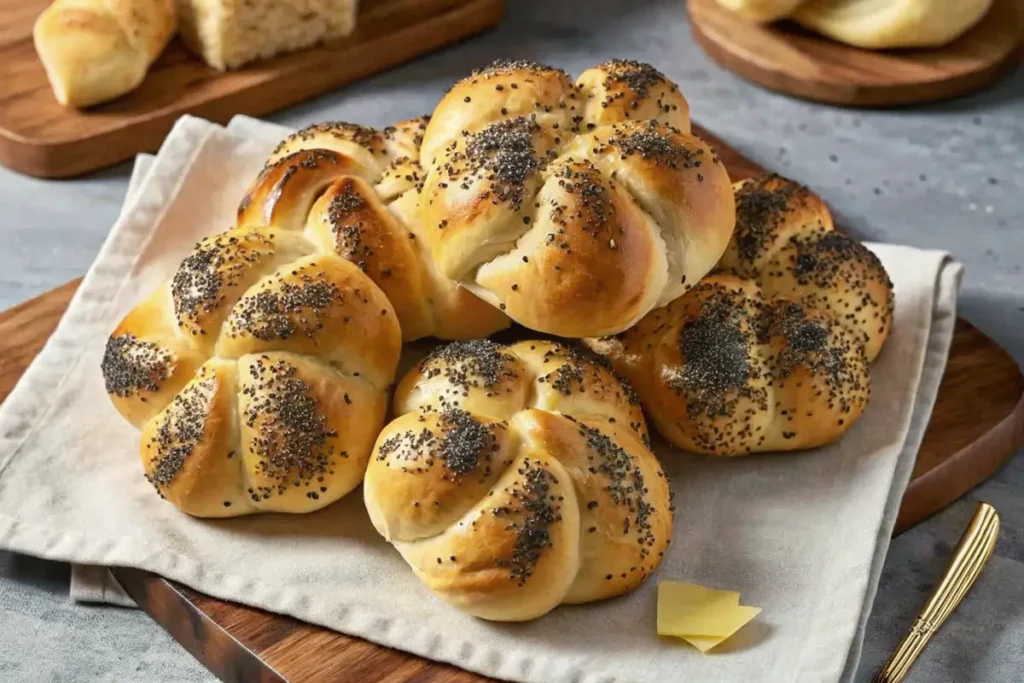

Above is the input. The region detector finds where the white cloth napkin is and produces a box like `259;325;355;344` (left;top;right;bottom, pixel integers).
69;151;156;609
0;116;962;683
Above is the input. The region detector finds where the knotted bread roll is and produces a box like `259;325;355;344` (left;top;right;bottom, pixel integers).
586;174;894;455
102;167;406;516
239;118;510;341
364;340;673;621
418;59;736;338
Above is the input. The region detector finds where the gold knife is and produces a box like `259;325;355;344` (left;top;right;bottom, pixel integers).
873;502;1000;683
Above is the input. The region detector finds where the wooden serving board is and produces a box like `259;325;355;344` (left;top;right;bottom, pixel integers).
0;126;1021;683
0;0;504;178
688;0;1022;107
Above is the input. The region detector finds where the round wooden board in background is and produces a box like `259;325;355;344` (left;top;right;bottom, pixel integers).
688;0;1022;107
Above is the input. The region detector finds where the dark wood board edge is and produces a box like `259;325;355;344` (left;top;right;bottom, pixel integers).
0;279;81;404
113;573;495;683
687;0;1022;108
0;0;505;178
114;568;288;683
896;367;1024;534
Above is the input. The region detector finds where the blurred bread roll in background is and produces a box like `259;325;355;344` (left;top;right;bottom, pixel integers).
716;0;995;49
792;0;994;49
33;0;175;107
715;0;805;22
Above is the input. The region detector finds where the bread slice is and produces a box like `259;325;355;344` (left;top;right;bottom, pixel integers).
176;0;359;71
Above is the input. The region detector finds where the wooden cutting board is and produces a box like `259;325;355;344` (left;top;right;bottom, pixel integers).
0;125;1021;683
688;0;1022;107
0;0;504;178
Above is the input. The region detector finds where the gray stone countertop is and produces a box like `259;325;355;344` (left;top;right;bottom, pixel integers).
1;1;1021;681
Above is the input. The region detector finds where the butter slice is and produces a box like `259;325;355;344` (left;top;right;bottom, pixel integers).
657;581;761;652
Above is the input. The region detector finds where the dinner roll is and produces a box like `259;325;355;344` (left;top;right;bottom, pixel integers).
793;0;993;49
364;340;673;621
103;230;401;516
240;117;511;341
719;174;893;361
586;174;894;455
418;59;736;337
714;0;806;22
34;0;175;107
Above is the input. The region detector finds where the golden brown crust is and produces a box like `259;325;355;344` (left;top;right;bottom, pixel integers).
104;113;516;517
239;122;510;342
105;208;401;518
135;343;389;518
238;149;375;233
139;359;245;518
388;191;512;340
586;175;892;456
389;439;581;622
306;176;435;340
575;59;690;132
539;412;672;603
719;174;832;278
378;115;431;200
421;115;556;281
474;158;665;337
267;121;389;169
216;253;401;387
563;121;736;303
419;60;735;337
720;174;894;361
420;60;576;168
170;229;311;355
265;118;429;201
365;410;519;542
102;285;206;430
365;340;671;621
607;275;869;454
236;352;384;514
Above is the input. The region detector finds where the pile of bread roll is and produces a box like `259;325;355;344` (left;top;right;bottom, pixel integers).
34;0;358;107
101;58;894;621
718;0;993;49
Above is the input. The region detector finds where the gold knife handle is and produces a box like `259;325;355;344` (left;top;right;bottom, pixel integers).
873;503;999;683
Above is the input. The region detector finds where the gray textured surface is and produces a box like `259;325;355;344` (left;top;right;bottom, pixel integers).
0;0;1021;681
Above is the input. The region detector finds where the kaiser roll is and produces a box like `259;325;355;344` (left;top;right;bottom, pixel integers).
364;340;674;621
240;117;511;341
101;152;409;516
586;174;894;455
418;59;736;338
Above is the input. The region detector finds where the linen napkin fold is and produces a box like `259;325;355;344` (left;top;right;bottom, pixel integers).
69;152;155;609
0;116;962;683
